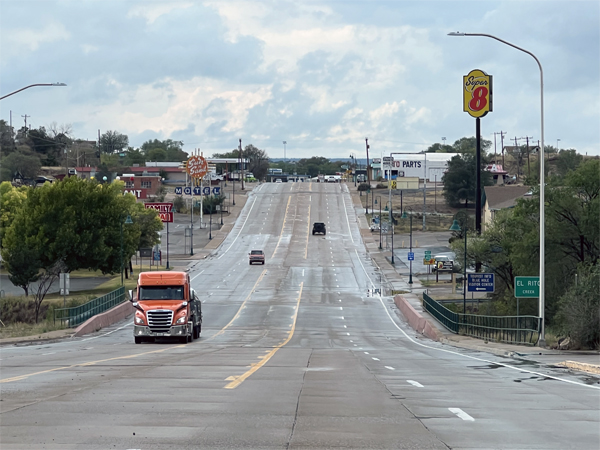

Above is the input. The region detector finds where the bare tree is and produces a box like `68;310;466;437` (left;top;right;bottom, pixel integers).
32;260;66;323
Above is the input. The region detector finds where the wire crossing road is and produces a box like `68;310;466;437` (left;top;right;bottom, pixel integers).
1;182;599;449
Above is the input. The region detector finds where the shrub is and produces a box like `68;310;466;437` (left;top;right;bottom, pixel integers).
554;264;600;349
0;296;49;325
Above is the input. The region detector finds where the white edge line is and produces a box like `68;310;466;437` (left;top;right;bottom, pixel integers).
217;196;258;259
353;248;600;391
449;408;475;421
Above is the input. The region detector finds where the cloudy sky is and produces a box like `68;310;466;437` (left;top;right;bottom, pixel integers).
1;0;598;160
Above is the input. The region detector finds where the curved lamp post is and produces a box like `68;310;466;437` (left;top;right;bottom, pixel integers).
448;32;546;346
401;206;415;284
0;83;67;101
120;214;133;285
449;211;470;314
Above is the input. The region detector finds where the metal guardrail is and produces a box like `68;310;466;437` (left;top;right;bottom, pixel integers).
54;287;125;328
423;293;540;345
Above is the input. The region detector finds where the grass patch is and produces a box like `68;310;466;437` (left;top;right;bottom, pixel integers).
0;321;68;339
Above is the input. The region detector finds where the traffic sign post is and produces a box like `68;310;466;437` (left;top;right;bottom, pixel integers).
467;273;495;293
407;252;414;261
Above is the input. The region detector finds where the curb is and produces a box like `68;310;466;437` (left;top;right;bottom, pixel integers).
557;360;600;375
73;301;134;337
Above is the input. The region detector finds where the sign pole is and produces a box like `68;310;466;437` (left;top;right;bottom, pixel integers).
166;220;169;269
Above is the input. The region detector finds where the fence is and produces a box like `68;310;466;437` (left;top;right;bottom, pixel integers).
423;293;540;345
54;287;125;328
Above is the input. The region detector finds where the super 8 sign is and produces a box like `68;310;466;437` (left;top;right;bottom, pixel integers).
145;202;173;223
463;69;492;118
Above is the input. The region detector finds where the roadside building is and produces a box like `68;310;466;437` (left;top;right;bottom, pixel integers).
372;153;460;182
483;185;532;229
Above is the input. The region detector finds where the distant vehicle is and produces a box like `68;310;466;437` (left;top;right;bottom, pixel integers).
275;179;282;183
312;222;326;235
249;250;265;265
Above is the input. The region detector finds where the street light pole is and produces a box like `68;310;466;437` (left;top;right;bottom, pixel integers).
120;214;133;285
401;207;414;285
449;31;546;347
376;196;382;250
449;212;469;314
0;82;67;101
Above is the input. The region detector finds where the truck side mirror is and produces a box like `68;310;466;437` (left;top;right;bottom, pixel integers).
128;289;134;302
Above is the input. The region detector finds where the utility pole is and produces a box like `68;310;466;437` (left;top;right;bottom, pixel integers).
283;141;287;166
520;136;533;178
500;131;506;169
21;114;30;129
239;139;245;190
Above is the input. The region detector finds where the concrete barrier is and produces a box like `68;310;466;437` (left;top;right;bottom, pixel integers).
74;301;134;337
393;294;443;342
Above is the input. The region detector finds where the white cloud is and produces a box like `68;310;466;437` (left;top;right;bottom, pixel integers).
3;22;70;58
127;2;194;24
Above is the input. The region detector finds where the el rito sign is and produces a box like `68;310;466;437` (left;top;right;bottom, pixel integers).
514;276;540;298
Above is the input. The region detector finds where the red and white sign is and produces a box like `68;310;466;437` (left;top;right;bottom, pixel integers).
145;203;174;223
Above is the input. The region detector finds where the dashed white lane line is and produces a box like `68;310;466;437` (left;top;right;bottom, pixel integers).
407;380;424;387
339;307;343;310
343;325;347;328
364;352;369;354
384;366;395;370
372;357;380;361
449;408;475;421
346;332;350;335
42;353;56;356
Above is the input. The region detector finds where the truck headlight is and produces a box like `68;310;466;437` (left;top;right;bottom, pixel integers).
135;315;145;325
176;315;187;324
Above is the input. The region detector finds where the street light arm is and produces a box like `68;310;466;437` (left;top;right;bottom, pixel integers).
0;83;67;100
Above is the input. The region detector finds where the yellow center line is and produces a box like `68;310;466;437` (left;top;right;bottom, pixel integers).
2;269;270;384
305;204;311;259
205;268;268;341
271;195;292;258
0;345;183;384
224;282;304;389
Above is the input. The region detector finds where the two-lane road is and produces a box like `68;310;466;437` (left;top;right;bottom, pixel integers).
1;182;598;449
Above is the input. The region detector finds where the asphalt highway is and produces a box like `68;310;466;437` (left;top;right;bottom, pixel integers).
1;182;599;449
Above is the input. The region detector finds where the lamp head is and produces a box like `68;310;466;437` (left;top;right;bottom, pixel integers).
124;214;133;224
449;219;462;231
448;32;465;36
401;211;408;219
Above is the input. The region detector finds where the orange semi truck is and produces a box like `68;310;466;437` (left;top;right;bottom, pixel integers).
130;271;202;344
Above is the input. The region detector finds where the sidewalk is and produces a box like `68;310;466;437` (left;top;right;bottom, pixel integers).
350;183;600;376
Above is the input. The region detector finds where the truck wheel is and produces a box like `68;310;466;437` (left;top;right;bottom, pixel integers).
179;336;188;344
262;261;265;265
134;337;142;344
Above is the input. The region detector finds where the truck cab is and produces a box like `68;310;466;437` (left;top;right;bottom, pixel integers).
131;271;202;344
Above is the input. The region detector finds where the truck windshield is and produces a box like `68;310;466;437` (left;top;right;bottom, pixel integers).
139;286;185;300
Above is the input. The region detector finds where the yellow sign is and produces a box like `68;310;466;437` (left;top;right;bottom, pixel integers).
463;69;492;118
389;180;397;190
423;258;435;265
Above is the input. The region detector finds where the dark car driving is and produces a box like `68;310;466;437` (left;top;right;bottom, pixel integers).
312;222;326;235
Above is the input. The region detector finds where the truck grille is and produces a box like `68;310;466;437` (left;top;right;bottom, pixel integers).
147;310;174;333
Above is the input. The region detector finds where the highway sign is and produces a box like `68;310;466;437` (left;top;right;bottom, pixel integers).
515;276;540;298
467;273;495;293
424;250;431;258
408;252;414;261
175;187;182;195
423;258;435;265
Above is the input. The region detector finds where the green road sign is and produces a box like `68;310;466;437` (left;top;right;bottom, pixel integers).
424;251;431;258
514;276;540;298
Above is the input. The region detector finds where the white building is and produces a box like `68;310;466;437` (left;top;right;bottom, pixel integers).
372;153;459;182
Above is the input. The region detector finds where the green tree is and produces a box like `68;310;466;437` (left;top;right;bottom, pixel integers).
0;119;16;156
0;148;42;181
243;145;269;180
4;244;41;296
442;153;493;208
99;130;129;154
425;142;454;153
452;136;492;155
555;264;600;349
0;182;28;242
141;139;187;162
0;177;159;275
